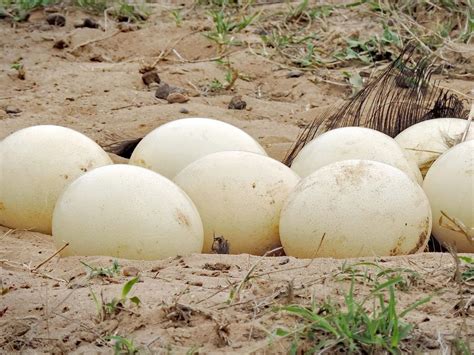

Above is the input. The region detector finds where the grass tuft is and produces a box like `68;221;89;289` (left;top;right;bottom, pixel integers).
273;277;431;353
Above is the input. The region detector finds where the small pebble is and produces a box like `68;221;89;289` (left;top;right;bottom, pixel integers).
142;70;160;86
46;13;66;27
287;70;304;78
155;83;172;99
74;18;99;29
167;92;189;104
179;108;189;114
155;83;184;100
254;28;268;36
228;95;247;110
117;23;140;32
122;266;140;277
187;281;203;287
5;107;21;114
53;39;68;49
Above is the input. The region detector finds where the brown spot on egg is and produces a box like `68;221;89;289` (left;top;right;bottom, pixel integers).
408;217;431;254
176;210;190;227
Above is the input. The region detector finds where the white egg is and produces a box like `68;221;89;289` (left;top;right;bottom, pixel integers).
129;117;267;179
423;140;474;252
395;118;473;177
290;127;422;184
280;160;432;258
0;125;113;234
174;151;300;255
52;164;204;260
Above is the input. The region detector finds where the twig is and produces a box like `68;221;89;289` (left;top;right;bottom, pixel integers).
111;104;141;111
172;48;186;62
439;211;473;244
1;228;15;239
461;102;473;142
32;242;69;271
103;7;114;31
186;80;201;93
150;30;201;68
70;30;121;53
0;259;67;283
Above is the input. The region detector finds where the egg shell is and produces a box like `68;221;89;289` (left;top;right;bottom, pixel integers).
0;125;113;234
291;126;422;184
52;164;204;260
174;151;300;255
130;117;267;179
280;160;432;258
395;118;473;177
422;140;474;252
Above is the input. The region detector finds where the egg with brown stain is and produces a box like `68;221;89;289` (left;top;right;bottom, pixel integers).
280;160;432;258
291;127;422;184
129;118;267;179
0;125;112;234
52;164;203;260
174;151;300;255
423;140;474;252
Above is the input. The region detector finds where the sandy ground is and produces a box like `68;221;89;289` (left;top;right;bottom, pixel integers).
1;1;473;353
1;227;473;353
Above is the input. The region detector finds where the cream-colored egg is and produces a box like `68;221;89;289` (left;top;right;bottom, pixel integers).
0;125;113;234
280;160;432;258
174;151;300;255
423;140;474;252
395;118;473;177
291;127;422;184
130;118;267;179
52;164;204;260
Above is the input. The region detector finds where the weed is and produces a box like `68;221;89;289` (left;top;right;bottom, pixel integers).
308;4;334;19
451;337;471;355
458;256;474;282
273;277;431;353
342;71;364;96
0;0;150;22
90;277;141;321
209;78;224;91
81;259;121;279
206;60;238;93
10;59;25;79
106;335;139;355
261;30;291;49
227;261;260;304
196;0;240;7
294;41;316;67
286;0;310;22
337;262;422;291
0;0;57;21
204;9;259;48
74;0;149;22
185;345;200;355
74;0;108;14
170;9;183;26
366;0;472;49
112;1;149;23
333;30;399;65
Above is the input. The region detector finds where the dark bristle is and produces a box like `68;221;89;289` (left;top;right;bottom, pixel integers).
102;137;143;159
283;44;469;166
427;235;448;253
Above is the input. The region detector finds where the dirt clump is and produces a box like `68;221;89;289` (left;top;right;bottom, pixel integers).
46;13;66;27
228;95;247;110
74;18;99;29
141;69;160;86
